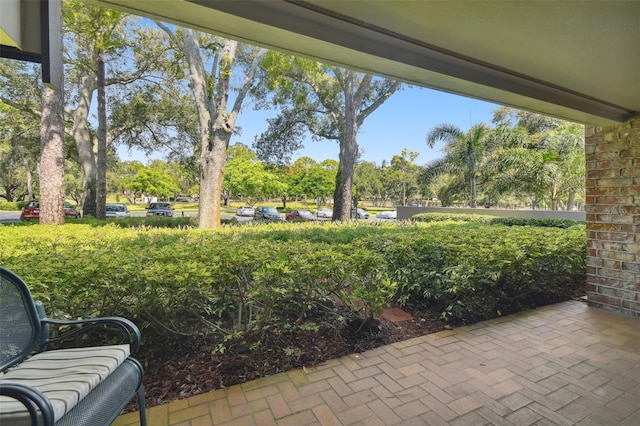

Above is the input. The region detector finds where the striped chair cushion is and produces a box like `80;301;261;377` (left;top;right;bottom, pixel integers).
0;345;130;425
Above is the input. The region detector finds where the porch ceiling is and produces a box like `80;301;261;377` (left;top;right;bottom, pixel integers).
89;0;639;126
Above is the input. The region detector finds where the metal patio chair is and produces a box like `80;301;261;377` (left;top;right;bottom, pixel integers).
0;266;147;425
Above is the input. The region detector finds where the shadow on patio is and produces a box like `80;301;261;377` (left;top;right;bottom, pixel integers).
114;300;640;425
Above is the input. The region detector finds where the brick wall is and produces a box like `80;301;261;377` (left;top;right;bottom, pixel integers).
585;118;640;316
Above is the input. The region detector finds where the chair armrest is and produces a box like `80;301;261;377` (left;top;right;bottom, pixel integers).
41;316;142;353
0;382;55;426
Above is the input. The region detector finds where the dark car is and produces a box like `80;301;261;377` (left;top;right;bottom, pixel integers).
20;200;80;220
285;209;318;222
254;206;283;222
146;202;174;217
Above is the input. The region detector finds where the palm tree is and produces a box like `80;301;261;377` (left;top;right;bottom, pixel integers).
424;123;491;207
483;122;584;210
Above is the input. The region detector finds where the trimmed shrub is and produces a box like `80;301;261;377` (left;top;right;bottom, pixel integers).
412;212;584;229
489;217;583;228
411;212;495;224
0;220;585;361
0;201;22;211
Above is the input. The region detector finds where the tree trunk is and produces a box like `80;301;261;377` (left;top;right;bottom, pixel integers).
201;128;231;228
200;37;237;228
38;1;65;225
333;76;358;221
96;42;107;220
73;73;97;217
23;157;33;200
550;182;558;210
567;191;576;211
334;129;359;221
469;174;477;208
180;28;215;228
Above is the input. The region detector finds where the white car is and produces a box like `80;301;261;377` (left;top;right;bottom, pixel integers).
106;203;129;219
316;208;333;219
351;208;370;219
376;210;397;220
236;206;255;217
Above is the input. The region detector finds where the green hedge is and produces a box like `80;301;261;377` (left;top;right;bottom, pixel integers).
412;212;583;229
0;221;585;360
412;212;495;224
0;201;23;211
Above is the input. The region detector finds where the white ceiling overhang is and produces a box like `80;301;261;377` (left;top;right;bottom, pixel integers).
88;0;640;126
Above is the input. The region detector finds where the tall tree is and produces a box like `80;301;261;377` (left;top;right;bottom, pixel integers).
354;161;383;206
157;24;267;229
39;0;66;224
0;59;44;202
387;149;420;206
486;122;585;210
63;0;126;217
129;166;180;200
423;123;492;208
488;109;585;210
224;146;286;205
95;19;107;219
255;54;402;220
0;103;40;201
108;160;145;204
285;156;335;203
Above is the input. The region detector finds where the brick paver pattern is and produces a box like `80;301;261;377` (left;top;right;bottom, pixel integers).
114;301;640;425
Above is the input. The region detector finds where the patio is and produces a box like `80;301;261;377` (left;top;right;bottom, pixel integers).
114;300;640;425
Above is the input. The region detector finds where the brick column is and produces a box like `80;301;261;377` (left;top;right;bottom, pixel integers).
585;118;640;316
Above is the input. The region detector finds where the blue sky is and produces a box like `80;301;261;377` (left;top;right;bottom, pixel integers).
119;85;502;168
115;18;503;167
233;86;501;167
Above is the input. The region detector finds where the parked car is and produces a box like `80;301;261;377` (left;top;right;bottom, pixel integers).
106;203;129;219
316;208;333;219
146;202;173;217
20;200;80;220
236;206;256;217
376;210;397;219
254;206;284;222
351;208;370;219
286;209;318;222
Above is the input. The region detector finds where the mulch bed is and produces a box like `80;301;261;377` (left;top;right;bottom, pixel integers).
136;307;447;409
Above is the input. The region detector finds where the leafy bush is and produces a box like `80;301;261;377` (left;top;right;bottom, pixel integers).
16;215;241;229
369;223;585;322
0;221;585;362
0;201;22;211
411;212;495;224
412;212;584;229
488;217;583;228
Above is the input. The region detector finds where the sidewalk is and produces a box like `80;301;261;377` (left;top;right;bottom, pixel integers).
114;300;640;425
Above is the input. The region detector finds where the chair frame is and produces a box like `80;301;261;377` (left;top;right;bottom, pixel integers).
0;266;147;426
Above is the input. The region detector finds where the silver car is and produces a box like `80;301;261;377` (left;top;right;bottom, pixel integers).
106;203;129;219
236;206;256;217
316;208;333;219
351;208;369;219
376;210;397;220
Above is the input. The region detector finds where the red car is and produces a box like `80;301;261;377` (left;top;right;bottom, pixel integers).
285;209;318;222
20;200;81;220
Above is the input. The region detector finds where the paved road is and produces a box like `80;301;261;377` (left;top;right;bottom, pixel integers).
0;212;20;223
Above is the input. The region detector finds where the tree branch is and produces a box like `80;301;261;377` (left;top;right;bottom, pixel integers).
357;80;402;126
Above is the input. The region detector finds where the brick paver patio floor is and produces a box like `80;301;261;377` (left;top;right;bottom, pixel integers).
114;301;640;425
